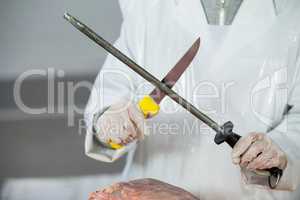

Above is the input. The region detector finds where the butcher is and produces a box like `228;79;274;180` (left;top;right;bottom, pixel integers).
84;0;300;199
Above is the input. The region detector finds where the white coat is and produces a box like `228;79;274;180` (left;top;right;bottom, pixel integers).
84;0;300;199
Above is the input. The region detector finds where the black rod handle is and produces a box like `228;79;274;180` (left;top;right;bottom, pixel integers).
224;132;241;148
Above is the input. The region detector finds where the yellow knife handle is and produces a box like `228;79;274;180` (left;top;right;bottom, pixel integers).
108;139;123;150
138;95;160;119
108;96;160;150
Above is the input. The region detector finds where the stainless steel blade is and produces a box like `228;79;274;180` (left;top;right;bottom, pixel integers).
150;38;200;104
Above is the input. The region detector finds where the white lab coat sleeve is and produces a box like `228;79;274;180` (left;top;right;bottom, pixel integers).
268;58;300;191
84;6;146;162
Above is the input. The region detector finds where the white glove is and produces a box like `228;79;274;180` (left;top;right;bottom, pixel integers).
232;132;288;174
95;100;146;146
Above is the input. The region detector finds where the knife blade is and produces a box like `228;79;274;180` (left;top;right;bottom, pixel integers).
138;38;200;118
150;38;200;104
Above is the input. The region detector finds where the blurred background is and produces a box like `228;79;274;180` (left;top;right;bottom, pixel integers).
0;0;126;199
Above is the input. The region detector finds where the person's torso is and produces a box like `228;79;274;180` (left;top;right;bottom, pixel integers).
126;0;300;199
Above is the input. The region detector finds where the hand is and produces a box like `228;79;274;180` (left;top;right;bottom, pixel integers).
232;132;288;171
95;100;146;146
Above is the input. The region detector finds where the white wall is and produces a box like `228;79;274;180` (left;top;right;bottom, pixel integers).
0;0;122;80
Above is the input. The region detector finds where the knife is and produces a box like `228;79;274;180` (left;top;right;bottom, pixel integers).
109;38;200;149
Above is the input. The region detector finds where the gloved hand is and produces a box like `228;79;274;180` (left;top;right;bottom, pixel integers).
232;132;288;172
95;101;146;146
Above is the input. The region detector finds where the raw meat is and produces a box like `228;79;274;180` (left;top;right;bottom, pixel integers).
88;178;200;200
